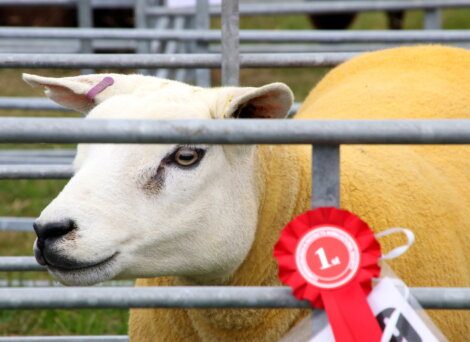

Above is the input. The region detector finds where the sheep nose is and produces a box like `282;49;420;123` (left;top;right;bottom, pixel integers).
33;219;76;241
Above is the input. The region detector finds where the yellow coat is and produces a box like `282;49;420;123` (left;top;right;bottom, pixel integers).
130;45;470;341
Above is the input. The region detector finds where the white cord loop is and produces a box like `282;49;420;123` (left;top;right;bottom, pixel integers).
376;227;415;261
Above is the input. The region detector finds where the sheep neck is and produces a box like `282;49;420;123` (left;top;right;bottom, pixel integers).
181;144;311;341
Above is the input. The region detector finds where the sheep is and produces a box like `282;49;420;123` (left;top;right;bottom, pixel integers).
24;45;469;341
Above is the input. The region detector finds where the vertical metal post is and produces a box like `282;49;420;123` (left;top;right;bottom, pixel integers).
136;0;151;75
221;0;239;86
195;0;211;87
156;16;186;80
77;0;93;75
424;8;442;30
311;145;340;208
175;43;188;82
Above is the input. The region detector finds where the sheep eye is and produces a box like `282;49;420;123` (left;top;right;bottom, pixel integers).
173;147;203;167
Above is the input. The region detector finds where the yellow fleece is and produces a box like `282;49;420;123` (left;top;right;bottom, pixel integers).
129;45;469;341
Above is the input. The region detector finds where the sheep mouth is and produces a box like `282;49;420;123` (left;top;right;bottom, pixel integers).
46;253;120;286
47;252;118;272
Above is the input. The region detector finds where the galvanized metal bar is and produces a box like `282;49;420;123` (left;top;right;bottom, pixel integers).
146;0;470;16
156;16;187;79
312;146;340;208
424;9;442;30
0;217;34;232
195;0;211;87
0;279;133;288
0;158;72;165
289;102;300;116
0;149;74;165
135;0;148;38
182;5;196;84
0;97;68;111
147;16;172;76
0;149;75;158
148;16;171;52
0;286;468;309
0;165;73;179
0;52;355;68
135;0;151;75
0;0;133;8
0;98;304;112
168;16;188;81
0;118;469;145
221;0;239;86
0;257;45;272
0;0;467;12
0;280;55;287
0;0;77;4
3;28;470;43
77;0;93;75
0;336;128;342
175;38;189;82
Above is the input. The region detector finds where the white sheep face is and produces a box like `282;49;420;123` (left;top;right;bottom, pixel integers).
24;73;293;286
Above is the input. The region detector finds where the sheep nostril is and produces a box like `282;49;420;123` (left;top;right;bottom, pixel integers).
33;219;77;240
33;239;46;266
36;238;44;250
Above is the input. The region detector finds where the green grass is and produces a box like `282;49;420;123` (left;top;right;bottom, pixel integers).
1;310;128;336
1;9;469;337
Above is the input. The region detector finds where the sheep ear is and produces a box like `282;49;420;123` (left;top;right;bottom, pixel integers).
22;73;120;114
223;82;293;119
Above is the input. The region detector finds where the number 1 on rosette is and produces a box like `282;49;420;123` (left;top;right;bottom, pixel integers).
274;207;383;342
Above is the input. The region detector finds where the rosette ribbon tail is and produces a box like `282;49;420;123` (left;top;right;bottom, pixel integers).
321;280;382;342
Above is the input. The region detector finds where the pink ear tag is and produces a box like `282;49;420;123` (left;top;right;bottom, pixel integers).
85;76;115;101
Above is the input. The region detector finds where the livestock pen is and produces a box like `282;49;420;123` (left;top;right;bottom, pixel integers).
0;0;470;340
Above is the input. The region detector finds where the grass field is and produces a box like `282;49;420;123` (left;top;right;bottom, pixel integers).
1;9;469;336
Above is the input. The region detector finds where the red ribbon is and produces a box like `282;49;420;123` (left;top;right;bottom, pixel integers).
274;207;382;342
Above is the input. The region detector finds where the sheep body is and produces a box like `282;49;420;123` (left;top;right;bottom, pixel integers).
130;45;470;341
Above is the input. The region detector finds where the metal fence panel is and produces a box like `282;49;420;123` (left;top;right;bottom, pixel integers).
0;52;356;68
0;217;34;232
3;28;470;43
146;0;470;16
0;165;73;179
0;286;468;310
0;257;45;272
0;118;469;144
0;0;133;8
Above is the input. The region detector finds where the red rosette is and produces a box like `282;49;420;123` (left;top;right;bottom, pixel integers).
274;207;382;342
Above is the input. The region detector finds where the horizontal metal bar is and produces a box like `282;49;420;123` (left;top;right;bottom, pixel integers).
0;279;134;288
2;28;470;43
0;38;137;54
0;150;75;165
0;286;467;309
0;149;75;157
0;118;469;145
0;280;56;287
212;42;470;54
0;53;354;68
1;99;298;113
0;165;73;179
0;257;468;309
0;97;67;111
147;0;470;16
0;217;34;232
2;0;468;13
0;158;72;165
0;0;133;8
0;336;128;342
0;257;45;271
